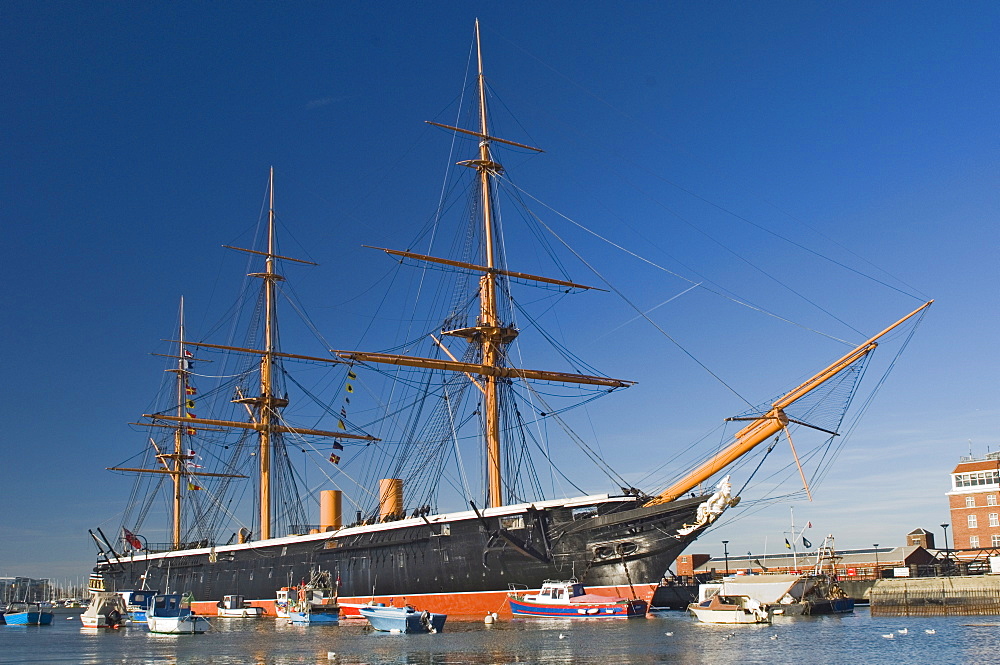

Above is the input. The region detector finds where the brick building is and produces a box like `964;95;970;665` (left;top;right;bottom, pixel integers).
906;527;935;548
947;452;1000;552
675;553;711;577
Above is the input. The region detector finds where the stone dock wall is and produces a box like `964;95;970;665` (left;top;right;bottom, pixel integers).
870;576;1000;616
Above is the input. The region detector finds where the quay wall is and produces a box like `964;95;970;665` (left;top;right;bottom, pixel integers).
836;580;874;603
870;576;1000;616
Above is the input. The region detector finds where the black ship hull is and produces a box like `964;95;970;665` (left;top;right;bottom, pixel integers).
95;493;712;616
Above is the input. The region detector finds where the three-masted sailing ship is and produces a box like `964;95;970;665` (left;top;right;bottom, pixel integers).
92;23;931;616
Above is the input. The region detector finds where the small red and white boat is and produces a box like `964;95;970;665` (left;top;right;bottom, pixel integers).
507;580;647;618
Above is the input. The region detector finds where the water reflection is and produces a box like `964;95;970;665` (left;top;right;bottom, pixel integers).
0;608;986;665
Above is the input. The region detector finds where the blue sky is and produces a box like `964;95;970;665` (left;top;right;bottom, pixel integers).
3;2;997;581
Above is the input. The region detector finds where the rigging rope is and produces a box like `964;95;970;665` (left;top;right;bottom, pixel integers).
513;196;757;410
504;179;858;347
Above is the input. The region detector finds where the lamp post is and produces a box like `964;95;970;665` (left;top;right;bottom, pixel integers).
873;544;880;579
722;540;730;576
941;523;950;572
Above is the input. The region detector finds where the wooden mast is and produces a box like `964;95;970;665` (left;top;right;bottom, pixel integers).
160;297;196;548
257;167;280;540
110;298;248;550
646;300;933;505
172;298;186;547
145;170;378;541
351;21;628;509
121;169;380;547
473;20;507;508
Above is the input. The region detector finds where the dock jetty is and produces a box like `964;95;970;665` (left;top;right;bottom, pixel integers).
871;576;1000;616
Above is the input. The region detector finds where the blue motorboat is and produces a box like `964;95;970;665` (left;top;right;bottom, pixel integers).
145;594;210;634
285;571;340;625
118;589;158;623
288;605;340;625
3;602;54;626
359;604;446;633
286;584;340;625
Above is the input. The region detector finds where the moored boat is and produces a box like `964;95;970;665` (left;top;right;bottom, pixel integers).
360;604;446;633
215;595;263;618
3;602;54;626
117;589;158;624
708;535;855;616
508;580;647;618
80;592;128;628
699;573;853;617
145;594;210;634
688;594;771;624
287;594;340;625
274;588;293;619
286;570;340;625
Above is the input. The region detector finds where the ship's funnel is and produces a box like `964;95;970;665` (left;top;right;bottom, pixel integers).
379;478;403;520
320;490;342;530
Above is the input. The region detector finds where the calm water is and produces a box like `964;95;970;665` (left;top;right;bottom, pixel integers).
1;608;996;665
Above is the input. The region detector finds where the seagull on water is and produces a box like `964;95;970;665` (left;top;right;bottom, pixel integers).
925;629;936;634
882;633;895;639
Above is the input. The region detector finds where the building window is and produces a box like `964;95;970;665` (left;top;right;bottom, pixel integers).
989;495;998;506
967;496;976;508
954;470;1000;488
968;514;978;528
993;535;1000;548
991;513;1000;527
971;535;980;548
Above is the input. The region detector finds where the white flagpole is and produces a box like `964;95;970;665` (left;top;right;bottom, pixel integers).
790;506;798;571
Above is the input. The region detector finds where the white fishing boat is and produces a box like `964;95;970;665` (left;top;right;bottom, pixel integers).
145;594;210;634
215;595;263;618
688;593;771;624
80;591;128;628
701;536;855;616
274;587;293;619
